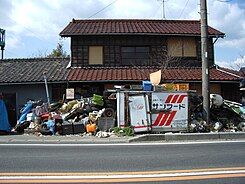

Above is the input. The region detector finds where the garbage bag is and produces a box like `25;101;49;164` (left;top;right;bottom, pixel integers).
0;99;11;132
66;100;78;112
18;101;33;125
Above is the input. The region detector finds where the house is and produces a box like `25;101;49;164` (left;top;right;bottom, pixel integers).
0;58;69;126
60;19;241;101
0;19;242;125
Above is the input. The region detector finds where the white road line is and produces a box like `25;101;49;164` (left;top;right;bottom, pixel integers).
0;140;245;147
1;170;245;180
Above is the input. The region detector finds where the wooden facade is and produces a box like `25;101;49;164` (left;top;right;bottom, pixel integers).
70;35;214;68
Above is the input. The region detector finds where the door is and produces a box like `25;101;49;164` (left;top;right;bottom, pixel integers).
129;94;151;132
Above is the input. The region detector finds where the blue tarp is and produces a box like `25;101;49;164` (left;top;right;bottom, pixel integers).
0;99;10;132
18;101;33;125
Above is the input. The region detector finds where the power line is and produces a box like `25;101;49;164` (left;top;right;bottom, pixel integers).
87;0;119;19
216;0;232;2
179;0;190;18
0;12;55;46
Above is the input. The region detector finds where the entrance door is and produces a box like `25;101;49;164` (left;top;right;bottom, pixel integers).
3;93;17;127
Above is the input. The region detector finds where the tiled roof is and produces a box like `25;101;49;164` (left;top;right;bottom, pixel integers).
67;66;241;82
60;19;224;37
0;58;69;84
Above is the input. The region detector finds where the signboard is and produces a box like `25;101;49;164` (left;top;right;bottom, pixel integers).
66;88;74;99
129;94;151;132
151;92;188;132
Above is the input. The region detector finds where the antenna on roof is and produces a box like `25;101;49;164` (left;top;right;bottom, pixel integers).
0;28;5;59
158;0;166;20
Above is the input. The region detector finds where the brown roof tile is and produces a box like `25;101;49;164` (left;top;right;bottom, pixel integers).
67;66;240;82
60;19;224;37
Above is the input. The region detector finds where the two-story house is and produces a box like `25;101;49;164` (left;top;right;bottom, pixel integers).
60;19;241;101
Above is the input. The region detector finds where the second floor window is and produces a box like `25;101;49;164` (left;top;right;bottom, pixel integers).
89;46;103;65
121;46;149;66
167;37;197;57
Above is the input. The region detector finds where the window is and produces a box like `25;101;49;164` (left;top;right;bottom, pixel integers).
89;46;103;65
167;37;196;57
121;46;149;65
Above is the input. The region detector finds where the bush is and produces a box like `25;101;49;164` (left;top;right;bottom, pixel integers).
112;127;134;136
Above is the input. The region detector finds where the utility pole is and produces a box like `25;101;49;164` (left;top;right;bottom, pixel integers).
158;0;166;20
200;0;210;124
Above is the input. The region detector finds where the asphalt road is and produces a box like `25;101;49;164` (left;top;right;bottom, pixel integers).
0;141;245;183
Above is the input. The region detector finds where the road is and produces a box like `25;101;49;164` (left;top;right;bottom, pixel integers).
0;141;245;183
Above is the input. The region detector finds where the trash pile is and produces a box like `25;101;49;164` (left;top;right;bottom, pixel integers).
12;94;118;137
189;93;245;133
10;90;245;136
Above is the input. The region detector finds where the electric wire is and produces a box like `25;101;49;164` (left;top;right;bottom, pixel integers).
87;0;118;19
216;0;232;2
0;12;55;46
179;0;190;18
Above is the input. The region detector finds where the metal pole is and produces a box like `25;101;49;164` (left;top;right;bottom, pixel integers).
200;0;210;124
162;0;165;19
1;48;3;59
43;73;50;104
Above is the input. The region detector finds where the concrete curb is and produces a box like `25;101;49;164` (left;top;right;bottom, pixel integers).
129;132;245;142
1;133;245;144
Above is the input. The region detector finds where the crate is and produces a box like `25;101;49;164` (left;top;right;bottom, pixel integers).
142;81;152;91
73;122;85;134
61;122;73;135
97;117;115;131
130;85;143;90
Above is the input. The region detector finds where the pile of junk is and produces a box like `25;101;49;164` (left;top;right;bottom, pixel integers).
189;93;245;133
12;94;118;137
8;91;245;136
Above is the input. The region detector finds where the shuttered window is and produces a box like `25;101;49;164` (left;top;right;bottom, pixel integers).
168;37;196;57
89;46;103;65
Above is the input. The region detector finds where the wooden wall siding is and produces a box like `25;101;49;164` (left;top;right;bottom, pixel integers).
71;35;214;67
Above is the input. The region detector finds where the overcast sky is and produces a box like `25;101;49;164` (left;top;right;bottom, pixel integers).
0;0;244;68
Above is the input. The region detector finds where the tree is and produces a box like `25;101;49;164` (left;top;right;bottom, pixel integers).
47;41;68;58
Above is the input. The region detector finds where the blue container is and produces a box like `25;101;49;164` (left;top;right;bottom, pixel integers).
142;81;152;91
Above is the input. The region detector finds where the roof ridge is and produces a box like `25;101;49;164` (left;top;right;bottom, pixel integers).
0;57;70;63
72;19;200;23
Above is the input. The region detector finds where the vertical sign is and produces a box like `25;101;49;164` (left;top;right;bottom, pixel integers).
66;88;74;100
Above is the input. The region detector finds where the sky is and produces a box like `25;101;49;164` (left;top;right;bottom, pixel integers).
0;0;244;69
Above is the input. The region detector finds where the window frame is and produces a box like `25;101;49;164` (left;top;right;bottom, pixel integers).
121;46;150;66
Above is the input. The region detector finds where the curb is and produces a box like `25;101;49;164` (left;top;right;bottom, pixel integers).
129;132;245;142
1;133;245;144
